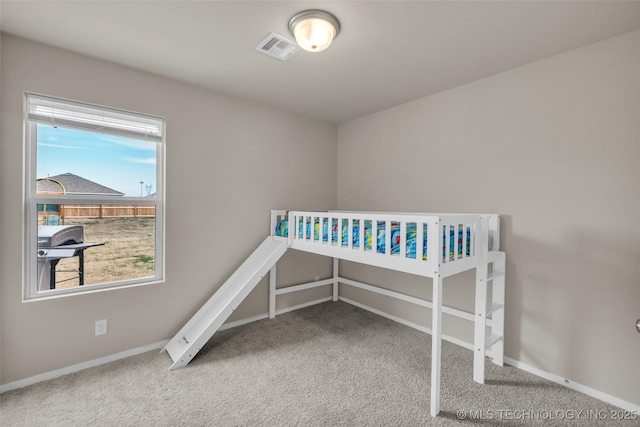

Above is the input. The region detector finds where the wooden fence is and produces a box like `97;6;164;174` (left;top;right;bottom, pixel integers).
61;204;155;218
39;204;155;225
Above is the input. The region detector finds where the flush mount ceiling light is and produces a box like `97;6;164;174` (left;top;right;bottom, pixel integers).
288;9;340;53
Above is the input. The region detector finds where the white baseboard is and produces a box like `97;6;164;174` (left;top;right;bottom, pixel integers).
0;340;169;394
0;297;332;394
277;296;333;315
4;296;637;415
504;356;639;413
219;313;269;331
339;297;639;414
219;297;332;332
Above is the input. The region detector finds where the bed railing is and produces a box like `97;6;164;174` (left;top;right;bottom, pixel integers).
272;210;496;279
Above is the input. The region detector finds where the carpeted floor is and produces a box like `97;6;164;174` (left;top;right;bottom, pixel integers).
0;301;632;426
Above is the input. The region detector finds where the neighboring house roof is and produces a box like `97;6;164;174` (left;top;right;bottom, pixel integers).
37;173;124;196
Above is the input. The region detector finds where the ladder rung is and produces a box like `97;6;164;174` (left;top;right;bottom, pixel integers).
487;271;504;282
485;334;503;350
486;302;503;316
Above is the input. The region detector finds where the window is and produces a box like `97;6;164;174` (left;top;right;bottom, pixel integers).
24;93;165;300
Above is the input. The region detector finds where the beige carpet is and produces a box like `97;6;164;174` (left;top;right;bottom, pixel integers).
0;301;630;426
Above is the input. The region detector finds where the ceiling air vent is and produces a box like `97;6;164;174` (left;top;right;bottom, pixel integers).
255;33;298;61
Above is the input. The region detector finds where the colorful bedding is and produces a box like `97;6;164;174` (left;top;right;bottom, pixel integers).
275;218;471;261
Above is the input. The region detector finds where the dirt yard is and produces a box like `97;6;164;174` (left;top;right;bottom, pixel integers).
54;217;156;288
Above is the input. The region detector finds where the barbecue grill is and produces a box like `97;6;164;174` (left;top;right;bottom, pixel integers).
37;225;104;291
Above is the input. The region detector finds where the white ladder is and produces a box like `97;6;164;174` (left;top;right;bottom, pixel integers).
474;249;506;383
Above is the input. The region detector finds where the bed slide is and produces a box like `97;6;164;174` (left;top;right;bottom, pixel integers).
163;237;288;370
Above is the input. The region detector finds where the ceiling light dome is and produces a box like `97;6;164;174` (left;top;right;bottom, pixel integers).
288;10;340;53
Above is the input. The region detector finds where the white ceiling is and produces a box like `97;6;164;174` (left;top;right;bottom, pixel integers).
2;1;640;124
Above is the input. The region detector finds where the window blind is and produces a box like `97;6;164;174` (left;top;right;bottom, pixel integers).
27;94;164;142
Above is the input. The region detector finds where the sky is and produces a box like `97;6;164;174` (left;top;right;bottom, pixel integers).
36;124;157;197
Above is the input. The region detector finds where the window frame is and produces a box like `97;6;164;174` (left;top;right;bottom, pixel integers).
23;93;166;301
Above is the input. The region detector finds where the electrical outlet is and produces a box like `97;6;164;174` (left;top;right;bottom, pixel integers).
314;276;320;282
95;319;108;336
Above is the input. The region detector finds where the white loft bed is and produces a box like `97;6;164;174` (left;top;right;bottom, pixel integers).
269;210;505;417
165;209;506;418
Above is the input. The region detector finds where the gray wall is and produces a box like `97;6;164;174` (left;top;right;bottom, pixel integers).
2;28;639;407
337;30;640;404
0;35;337;384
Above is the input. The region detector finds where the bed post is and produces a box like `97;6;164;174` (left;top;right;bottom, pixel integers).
268;210;279;319
333;258;339;301
430;276;443;417
473;216;489;384
490;251;506;366
269;266;276;319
